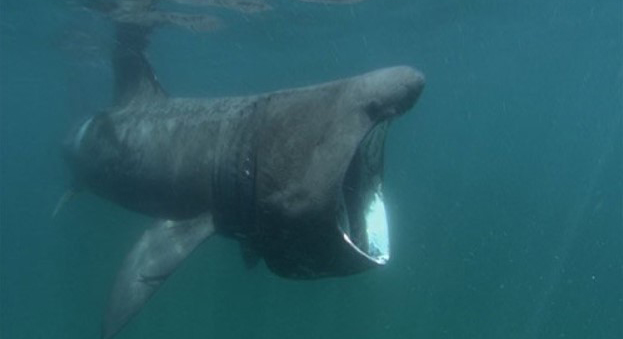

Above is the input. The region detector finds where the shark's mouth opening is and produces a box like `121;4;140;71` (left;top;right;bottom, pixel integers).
339;122;391;265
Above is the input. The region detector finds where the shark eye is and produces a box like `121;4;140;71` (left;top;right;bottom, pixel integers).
364;99;383;119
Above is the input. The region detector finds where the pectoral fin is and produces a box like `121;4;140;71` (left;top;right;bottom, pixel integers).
102;214;216;339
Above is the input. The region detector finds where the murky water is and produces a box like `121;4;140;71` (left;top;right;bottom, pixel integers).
1;1;621;338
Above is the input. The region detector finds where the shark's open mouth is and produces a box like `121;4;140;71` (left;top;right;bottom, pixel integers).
339;122;391;265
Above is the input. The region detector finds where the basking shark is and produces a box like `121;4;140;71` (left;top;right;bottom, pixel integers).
61;6;424;339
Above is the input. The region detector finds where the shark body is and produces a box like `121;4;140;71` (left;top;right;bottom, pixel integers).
62;9;425;339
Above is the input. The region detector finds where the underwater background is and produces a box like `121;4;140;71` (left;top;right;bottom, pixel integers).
1;0;621;338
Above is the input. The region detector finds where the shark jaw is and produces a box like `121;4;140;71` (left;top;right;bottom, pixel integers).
340;122;391;266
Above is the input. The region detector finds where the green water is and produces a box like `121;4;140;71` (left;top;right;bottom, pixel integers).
1;0;621;338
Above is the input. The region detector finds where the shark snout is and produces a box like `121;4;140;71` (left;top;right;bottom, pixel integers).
357;66;425;120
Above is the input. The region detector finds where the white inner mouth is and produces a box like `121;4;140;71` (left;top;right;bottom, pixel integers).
341;184;390;265
339;121;391;266
363;188;390;263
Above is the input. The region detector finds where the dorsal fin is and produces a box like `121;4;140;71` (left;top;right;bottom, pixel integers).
95;1;228;106
112;23;166;106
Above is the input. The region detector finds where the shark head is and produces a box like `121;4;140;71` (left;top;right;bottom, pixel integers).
253;66;425;278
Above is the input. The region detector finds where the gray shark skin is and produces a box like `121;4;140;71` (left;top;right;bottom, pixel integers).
62;21;424;339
